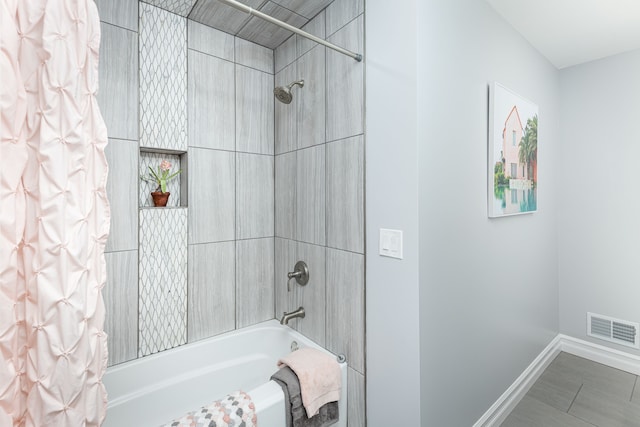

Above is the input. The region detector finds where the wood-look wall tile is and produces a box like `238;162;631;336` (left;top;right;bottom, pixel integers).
187;20;234;61
188;242;236;342
95;0;138;31
325;0;364;37
236;154;274;239
326;248;364;373
326;135;364;253
235;38;274;74
293;242;326;346
98;23;138;141
326;15;364;142
297;46;326;150
188;50;235;151
275;62;298;155
236;238;275;328
275;152;296;239
275;238;297;320
296;145;325;245
105;139;138;252
274;239;325;346
348;367;366;427
297;11;325;58
236;65;274;155
275;34;296;74
104;251;138;366
188;148;235;244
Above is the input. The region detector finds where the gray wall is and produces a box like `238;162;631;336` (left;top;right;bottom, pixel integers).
417;1;561;424
365;1;423;426
417;0;561;425
366;0;562;425
558;49;640;356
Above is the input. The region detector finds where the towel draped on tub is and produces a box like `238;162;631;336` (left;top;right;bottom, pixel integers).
271;347;341;427
271;367;339;427
163;390;257;427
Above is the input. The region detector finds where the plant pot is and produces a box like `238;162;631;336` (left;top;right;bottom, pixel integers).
151;191;170;207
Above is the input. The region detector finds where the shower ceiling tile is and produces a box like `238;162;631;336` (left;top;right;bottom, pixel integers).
237;1;308;49
271;0;333;19
186;0;339;50
141;0;198;17
188;0;265;36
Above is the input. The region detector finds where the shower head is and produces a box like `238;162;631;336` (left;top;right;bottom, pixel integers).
274;80;304;104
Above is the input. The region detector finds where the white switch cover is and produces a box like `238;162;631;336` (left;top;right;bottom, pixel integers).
379;228;403;259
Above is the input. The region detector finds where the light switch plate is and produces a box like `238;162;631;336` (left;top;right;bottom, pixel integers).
379;228;403;259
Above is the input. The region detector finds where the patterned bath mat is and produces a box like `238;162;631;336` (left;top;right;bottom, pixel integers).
163;390;257;427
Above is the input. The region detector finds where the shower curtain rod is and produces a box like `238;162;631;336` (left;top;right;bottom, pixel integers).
218;0;363;62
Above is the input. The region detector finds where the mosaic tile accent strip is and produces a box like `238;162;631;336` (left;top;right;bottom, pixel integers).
139;151;182;207
139;208;188;356
141;0;198;17
139;3;188;151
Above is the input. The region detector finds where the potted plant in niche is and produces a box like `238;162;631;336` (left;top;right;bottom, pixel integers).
141;159;182;207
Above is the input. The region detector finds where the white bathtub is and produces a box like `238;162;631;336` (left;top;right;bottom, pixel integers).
103;320;348;427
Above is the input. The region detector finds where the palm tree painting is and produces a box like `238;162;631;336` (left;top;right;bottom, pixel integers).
518;115;538;182
488;83;539;217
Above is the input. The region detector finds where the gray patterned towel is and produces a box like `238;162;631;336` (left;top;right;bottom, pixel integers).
162;390;257;427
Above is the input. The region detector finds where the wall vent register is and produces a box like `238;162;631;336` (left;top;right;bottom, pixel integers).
587;312;639;349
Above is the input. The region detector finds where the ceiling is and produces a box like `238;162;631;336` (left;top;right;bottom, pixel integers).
485;0;640;69
142;0;333;49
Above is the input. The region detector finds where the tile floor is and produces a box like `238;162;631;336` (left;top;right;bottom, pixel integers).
501;352;640;427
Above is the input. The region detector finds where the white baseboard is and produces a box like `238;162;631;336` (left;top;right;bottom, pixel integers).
472;336;561;427
558;334;640;376
473;334;640;427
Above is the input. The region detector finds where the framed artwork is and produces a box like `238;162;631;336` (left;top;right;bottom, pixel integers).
488;82;538;218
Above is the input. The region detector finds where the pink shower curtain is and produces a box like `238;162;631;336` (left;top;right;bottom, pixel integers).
0;0;110;425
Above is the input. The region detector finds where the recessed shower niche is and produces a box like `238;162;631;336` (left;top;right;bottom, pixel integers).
139;149;188;208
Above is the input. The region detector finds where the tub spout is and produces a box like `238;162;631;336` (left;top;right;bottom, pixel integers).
280;307;305;325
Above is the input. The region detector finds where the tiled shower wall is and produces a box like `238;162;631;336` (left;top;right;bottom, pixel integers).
273;1;366;425
96;0;365;424
97;0;275;365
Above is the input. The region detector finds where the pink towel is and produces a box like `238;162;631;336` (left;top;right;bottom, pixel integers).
277;347;342;418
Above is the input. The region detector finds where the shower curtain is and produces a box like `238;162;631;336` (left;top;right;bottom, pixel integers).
0;0;109;425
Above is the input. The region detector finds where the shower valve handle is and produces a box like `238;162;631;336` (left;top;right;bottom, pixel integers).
287;261;309;292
